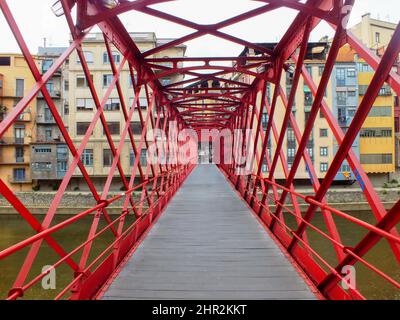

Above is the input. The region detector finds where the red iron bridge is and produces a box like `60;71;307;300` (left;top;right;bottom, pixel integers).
0;0;400;300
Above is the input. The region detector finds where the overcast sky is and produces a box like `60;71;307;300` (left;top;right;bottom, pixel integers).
0;0;399;58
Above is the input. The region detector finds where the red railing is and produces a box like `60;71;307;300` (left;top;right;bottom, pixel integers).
0;0;399;300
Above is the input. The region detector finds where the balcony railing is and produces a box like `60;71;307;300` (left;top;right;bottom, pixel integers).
8;174;31;184
36;114;55;124
37;90;61;99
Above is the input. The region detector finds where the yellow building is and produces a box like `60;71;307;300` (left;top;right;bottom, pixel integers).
351;14;397;180
68;33;186;190
357;61;395;175
0;54;39;191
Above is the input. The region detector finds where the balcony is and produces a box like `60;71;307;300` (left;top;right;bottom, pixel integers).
36;114;55;124
8;174;32;184
36;134;62;143
15;111;32;122
0;137;28;145
37;90;61;99
0;155;27;165
42;66;62;76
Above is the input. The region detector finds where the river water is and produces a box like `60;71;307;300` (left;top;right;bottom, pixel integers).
0;212;398;300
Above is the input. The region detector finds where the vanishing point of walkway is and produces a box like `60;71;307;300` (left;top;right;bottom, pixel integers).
102;165;316;300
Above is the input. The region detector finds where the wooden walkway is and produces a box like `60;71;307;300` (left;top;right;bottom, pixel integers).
102;165;316;300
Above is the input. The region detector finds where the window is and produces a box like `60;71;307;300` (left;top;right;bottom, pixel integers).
318;65;324;76
360;153;392;164
45;81;54;93
32;162;52;171
341;164;351;172
81;149;94;166
130;121;142;135
378;85;391;96
306;65;312;77
139;97;148;109
375;32;380;44
103;51;121;64
76;98;94;111
13;168;26;182
103;74;114;87
320;147;328;157
357;63;373;73
360;128;392;137
57;146;68;159
14;126;25;144
76;74;93;88
15;79;24;97
130;150;136;166
336;91;347;105
15;146;24;163
103;149;113;166
57;162;68;177
140;149;148;166
42;59;53;72
307;147;314;163
338;107;346;124
34;147;51;153
347;108;356;117
304;92;313;106
161;78;172;86
104;122;120;135
76;122;91;135
45;128;52;141
287;147;296;163
64;80;69;91
320;162;328;172
287;128;295;142
320;129;328;137
286;86;296;107
348;90;356;97
77;51;94;64
64;102;69;115
104;98;120;111
347;68;356;77
129;73;138;87
359;85;368;95
368;106;392;117
261;158;268;173
0;56;11;66
336;68;346;85
261;113;268;128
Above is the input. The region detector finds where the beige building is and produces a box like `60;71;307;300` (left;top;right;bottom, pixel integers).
68;33;186;190
350;13;397;50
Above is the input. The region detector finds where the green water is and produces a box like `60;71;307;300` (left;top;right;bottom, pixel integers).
0;212;399;300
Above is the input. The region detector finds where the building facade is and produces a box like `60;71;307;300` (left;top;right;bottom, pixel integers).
0;54;38;191
30;46;69;189
237;43;344;182
68;33;186;190
351;13;398;182
233;14;399;185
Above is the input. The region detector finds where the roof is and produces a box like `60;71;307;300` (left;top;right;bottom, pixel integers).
38;46;68;57
239;42;330;60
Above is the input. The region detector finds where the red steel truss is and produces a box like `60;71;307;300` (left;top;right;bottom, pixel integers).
0;0;399;300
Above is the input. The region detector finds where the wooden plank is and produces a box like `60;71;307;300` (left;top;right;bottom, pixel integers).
102;165;316;300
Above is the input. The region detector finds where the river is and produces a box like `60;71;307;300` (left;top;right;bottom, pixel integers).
0;212;398;300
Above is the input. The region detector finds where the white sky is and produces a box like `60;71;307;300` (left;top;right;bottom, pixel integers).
0;0;399;58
